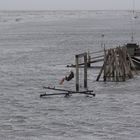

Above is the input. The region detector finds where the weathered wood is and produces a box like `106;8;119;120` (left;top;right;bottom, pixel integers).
84;53;88;89
96;46;136;82
43;86;94;93
40;91;95;97
127;52;137;74
67;58;104;67
96;49;109;81
89;50;104;54
41;86;95;97
87;51;91;67
75;52;88;91
96;63;105;81
75;55;79;91
103;48;107;81
90;55;104;60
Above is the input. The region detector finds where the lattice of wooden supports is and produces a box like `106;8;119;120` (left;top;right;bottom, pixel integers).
96;47;137;82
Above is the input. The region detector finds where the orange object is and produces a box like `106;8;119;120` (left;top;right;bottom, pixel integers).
59;78;65;85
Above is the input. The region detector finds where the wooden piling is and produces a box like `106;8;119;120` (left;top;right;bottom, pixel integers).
75;55;79;92
75;52;88;91
96;46;136;82
84;53;88;89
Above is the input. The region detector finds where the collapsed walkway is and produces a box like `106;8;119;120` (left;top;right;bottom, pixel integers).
67;43;140;82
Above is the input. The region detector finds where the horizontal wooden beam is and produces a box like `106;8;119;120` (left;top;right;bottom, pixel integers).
75;52;87;58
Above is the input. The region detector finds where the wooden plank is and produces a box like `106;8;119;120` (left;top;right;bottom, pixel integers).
96;63;104;81
96;49;109;81
43;86;94;94
67;58;104;68
40;91;95;97
90;55;104;59
103;49;107;81
43;86;71;92
127;53;137;73
89;50;104;54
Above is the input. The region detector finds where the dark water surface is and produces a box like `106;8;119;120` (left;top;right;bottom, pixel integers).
0;11;140;140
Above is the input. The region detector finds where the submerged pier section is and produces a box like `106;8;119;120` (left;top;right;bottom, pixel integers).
67;44;140;82
96;47;137;82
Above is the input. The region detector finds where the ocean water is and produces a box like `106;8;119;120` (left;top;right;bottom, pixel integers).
0;10;140;140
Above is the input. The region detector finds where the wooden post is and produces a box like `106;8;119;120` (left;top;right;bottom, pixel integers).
104;48;107;81
75;55;79;92
96;50;109;81
87;51;91;67
114;48;119;81
84;53;88;89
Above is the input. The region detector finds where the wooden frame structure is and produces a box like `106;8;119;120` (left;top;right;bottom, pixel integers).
96;47;136;82
75;52;88;91
40;52;95;98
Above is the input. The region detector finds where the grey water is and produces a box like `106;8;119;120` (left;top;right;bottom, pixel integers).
0;10;140;140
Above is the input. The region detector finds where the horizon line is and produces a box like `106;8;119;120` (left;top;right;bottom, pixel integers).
0;9;140;11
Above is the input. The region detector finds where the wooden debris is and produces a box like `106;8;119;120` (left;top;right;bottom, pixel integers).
96;47;136;82
40;86;95;97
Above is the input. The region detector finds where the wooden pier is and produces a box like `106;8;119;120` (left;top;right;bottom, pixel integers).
96;47;137;82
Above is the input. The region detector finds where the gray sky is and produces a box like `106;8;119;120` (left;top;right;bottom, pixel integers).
0;0;139;10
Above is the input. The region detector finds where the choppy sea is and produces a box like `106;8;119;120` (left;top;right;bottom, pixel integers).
0;10;140;140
